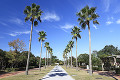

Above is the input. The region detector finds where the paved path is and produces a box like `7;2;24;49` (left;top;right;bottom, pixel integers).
41;65;75;80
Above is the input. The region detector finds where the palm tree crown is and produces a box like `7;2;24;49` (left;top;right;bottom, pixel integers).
38;31;47;42
24;3;43;26
44;42;49;48
71;26;81;39
77;5;99;29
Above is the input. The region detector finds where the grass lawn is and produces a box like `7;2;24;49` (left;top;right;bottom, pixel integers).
62;66;115;80
0;66;54;80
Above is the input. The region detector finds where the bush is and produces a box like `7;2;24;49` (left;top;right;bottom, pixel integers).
6;68;19;72
115;68;120;74
29;66;35;69
92;66;102;71
18;67;26;71
79;66;86;69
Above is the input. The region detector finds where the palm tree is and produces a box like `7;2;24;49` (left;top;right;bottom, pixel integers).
24;3;43;75
69;40;74;68
77;5;99;75
66;44;71;68
47;46;50;66
38;31;47;71
49;48;53;66
44;42;49;69
63;53;66;66
71;26;81;69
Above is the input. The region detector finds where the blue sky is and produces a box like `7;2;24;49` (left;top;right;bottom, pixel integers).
0;0;120;60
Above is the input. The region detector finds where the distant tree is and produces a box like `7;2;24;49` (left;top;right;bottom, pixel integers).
97;45;120;59
44;42;49;68
71;26;81;69
69;41;74;68
8;38;25;52
0;49;6;70
38;31;47;71
77;53;89;65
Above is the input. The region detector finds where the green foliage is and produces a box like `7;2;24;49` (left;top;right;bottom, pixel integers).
38;31;47;42
24;3;43;26
77;53;89;65
6;68;19;72
71;26;81;39
97;45;120;59
115;68;120;74
77;5;99;29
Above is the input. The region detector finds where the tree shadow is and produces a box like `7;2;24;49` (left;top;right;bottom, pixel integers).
40;72;68;80
98;72;119;80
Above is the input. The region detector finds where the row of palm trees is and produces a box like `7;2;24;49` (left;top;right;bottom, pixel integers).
63;5;99;76
24;3;53;75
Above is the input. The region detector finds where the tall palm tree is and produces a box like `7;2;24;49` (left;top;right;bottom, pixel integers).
24;3;43;75
77;5;99;75
38;31;47;71
63;53;66;66
44;42;49;69
66;44;71;68
71;26;81;69
47;46;50;66
49;48;53;66
69;40;74;68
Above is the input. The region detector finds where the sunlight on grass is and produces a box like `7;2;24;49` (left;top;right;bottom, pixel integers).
62;66;115;80
0;66;54;80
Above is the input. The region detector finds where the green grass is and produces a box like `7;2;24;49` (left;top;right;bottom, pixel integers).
0;66;54;80
62;66;115;80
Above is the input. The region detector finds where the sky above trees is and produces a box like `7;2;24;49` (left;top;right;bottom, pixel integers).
0;0;120;60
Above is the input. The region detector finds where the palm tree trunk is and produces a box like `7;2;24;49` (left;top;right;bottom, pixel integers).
25;21;33;75
64;58;65;66
47;51;48;67
68;52;69;67
71;48;72;68
88;25;92;75
48;52;49;66
45;48;47;69
66;55;67;69
76;38;78;69
50;54;51;66
39;41;42;71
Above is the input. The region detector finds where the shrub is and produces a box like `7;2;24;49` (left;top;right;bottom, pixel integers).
6;68;19;72
79;66;86;69
115;68;120;74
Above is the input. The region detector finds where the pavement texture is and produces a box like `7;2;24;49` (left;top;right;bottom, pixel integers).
41;65;75;80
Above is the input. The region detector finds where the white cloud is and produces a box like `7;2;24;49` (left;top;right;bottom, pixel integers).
116;19;120;24
93;25;98;29
106;21;113;25
9;31;30;36
59;24;74;32
0;21;8;26
41;12;60;21
61;24;74;29
103;0;110;12
9;18;23;25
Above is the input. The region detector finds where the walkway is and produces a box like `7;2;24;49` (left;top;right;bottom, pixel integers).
41;65;75;80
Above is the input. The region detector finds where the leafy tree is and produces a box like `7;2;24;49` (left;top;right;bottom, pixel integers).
38;31;47;71
77;5;99;75
97;45;120;59
24;3;43;75
8;38;25;52
0;49;6;70
44;42;49;68
78;53;89;65
71;26;81;69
